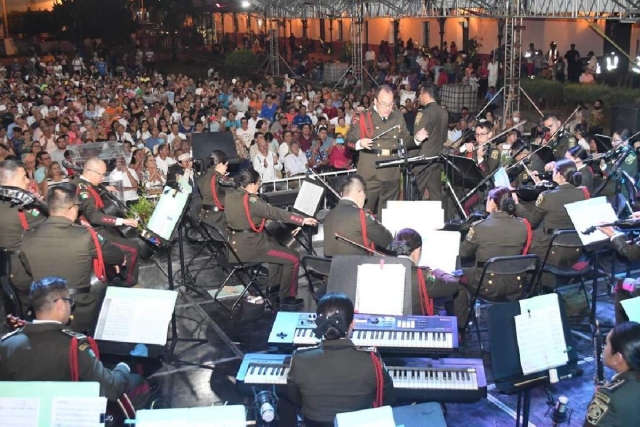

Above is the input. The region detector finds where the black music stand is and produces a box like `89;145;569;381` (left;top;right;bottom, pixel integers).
147;183;215;370
488;297;579;427
442;154;485;218
375;153;438;201
327;255;413;314
527;145;555;166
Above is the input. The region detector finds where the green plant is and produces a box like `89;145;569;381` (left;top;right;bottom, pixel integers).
339;41;352;62
128;197;156;228
466;36;483;60
223;50;259;79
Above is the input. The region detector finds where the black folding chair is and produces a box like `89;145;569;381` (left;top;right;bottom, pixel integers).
465;254;540;350
301;255;332;302
202;224;273;314
0;247;25;319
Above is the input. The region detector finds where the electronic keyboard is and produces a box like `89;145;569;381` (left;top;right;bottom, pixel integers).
267;312;458;354
236;353;486;404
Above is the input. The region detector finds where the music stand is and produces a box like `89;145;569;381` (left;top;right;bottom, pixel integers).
376;155;440;201
531;146;555;166
441;154;485;218
146;183;214;370
327;255;413;315
488;297;579;427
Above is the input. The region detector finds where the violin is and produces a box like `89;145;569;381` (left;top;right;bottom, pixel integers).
582;218;640;235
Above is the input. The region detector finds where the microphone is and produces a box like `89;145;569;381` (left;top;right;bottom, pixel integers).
551;395;570;426
253;386;278;424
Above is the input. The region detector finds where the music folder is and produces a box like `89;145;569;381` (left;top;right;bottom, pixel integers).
488;294;578;394
292;177;325;218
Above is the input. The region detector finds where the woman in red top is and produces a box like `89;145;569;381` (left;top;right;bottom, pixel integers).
327;134;352;171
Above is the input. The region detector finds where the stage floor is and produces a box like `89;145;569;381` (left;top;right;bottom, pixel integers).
0;238;622;426
134;241;620;427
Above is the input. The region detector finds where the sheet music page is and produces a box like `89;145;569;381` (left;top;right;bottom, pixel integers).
515;306;568;375
335;406;395;427
147;183;192;240
565;197;617;246
94;287;178;345
382;203;444;231
493;167;511;189
355;263;405;315
418;230;460;273
0;398;39;427
136;406;246;427
294;181;324;217
50;397;106;427
621;296;640;323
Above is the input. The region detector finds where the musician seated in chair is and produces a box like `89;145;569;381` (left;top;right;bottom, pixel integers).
323;175;393;257
459;186;533;311
74;157;140;287
0;160;46;305
583;321;640;427
597;129;638;207
287;292;395;427
508;139;546;188
515;159;588;288
0;277;150;412
198;150;235;238
389;228;467;329
224;168;318;306
20;184;127;334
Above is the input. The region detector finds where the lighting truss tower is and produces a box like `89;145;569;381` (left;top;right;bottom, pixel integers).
267;15;280;76
502;0;523;121
350;0;365;85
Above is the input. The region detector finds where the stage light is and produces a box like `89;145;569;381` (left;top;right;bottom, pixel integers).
605;52;619;72
241;0;250;7
632;56;640;73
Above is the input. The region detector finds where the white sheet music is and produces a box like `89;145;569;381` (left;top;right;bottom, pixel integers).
355;263;405;315
50;397;106;427
94;287;178;345
0;398;39;427
418;230;460;273
294;180;324;217
565;197;618;246
493;167;511;189
515;295;568;375
621;296;640;323
335;406;395;427
136;406;246;427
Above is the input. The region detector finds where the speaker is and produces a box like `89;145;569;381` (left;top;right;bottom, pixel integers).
191;132;238;164
611;104;640;136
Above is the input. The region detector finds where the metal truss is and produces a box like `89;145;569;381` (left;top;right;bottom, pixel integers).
351;0;365;86
252;0;639;19
503;0;523;121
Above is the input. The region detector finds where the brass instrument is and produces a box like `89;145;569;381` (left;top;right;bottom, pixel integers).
0;185;49;216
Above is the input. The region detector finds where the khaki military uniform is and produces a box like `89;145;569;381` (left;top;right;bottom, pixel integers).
20;217;125;334
0;198;46;302
409;264;467;329
584;371;640;426
510;153;546;187
346;108;412;216
413;101;448;201
0;322;129;400
198;168;235;237
287;339;396;426
551;131;577;161
600;147;637;201
0;322;150;408
322;199;393;257
75;177;139;286
515;183;588;272
459;212;531;306
224;188;306;299
610;235;640;324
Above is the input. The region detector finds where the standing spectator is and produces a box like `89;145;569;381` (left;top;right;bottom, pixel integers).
253;139;282;181
155;143;175;176
488;56;500;89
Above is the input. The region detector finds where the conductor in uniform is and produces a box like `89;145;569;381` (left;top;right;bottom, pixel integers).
345;85;420;216
323;175;393;257
583;321;640;427
0;160;46;304
224;168;318;306
20;184;127;334
198;150;235;237
0;277;150;409
413;85;448;202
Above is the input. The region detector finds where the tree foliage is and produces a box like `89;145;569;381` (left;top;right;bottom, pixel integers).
224;50;259;79
8;10;58;37
52;0;136;44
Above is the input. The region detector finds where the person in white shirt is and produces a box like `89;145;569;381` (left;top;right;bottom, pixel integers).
232;91;250;113
236;117;254;148
108;157;140;204
167;123;186;148
253;139;282;181
278;130;294;159
114;124;134;144
48;136;69;166
247;109;261;133
155;143;175;176
488;57;500;88
283;141;308;177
